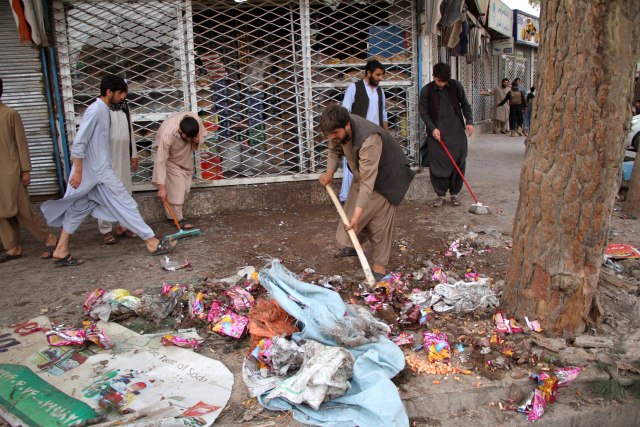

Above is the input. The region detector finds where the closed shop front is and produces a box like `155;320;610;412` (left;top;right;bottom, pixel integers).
0;2;59;196
53;0;420;191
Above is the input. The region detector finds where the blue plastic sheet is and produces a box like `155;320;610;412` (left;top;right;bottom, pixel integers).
257;260;408;427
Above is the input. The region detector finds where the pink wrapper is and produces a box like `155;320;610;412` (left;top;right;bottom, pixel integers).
464;268;480;282
251;338;273;364
161;334;201;350
212;312;249;339
46;323;113;350
391;332;414;346
423;331;451;363
431;267;447;283
161;284;187;297
189;292;206;319
207;300;228;323
225;286;255;311
83;288;105;313
554;367;581;385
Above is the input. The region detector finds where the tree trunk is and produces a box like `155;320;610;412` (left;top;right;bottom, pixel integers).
502;0;640;335
624;73;640;217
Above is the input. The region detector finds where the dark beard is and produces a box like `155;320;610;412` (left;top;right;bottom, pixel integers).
368;76;378;87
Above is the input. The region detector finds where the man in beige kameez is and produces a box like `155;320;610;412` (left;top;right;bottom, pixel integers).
318;104;414;280
482;78;510;134
152;112;206;229
0;78;58;263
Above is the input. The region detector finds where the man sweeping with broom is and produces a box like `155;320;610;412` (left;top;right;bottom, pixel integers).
419;62;474;208
152;112;206;231
318;104;415;282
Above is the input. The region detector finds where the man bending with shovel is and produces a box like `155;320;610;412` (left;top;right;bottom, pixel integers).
318;104;415;282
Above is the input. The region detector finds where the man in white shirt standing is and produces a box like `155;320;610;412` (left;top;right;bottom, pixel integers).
340;60;389;203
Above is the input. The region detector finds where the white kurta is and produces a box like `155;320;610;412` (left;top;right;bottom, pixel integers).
109;109;137;193
492;86;510;122
41;98;154;240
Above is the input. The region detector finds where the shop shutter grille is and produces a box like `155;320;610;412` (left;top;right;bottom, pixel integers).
53;0;419;190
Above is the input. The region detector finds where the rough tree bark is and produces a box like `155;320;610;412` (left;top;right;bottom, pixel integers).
503;0;640;335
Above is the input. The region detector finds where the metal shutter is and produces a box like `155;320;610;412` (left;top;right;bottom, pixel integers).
0;2;59;196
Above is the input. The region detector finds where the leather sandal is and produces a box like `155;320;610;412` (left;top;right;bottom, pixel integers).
54;254;83;267
334;247;357;258
450;195;461;206
151;238;177;256
103;232;117;245
431;197;445;207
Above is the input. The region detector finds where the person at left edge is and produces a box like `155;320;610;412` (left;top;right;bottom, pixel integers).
0;77;58;263
41;75;176;266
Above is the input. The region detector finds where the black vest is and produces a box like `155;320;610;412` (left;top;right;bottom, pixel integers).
425;80;464;126
351;80;384;126
349;115;415;206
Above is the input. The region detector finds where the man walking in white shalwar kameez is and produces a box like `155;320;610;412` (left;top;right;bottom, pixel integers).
41;75;175;266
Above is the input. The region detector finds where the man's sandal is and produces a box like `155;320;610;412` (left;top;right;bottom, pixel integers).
334;247;357;258
0;252;22;263
431;196;446;207
151;238;177;256
116;228;138;238
41;246;56;259
103;232;118;245
177;219;194;230
450;195;461;206
54;254;83;267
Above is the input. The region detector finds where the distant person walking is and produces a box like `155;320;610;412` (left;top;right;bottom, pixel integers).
498;81;527;137
482;78;510;134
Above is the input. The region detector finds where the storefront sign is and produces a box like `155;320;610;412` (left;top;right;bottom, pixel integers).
487;0;513;37
492;38;514;55
514;10;539;47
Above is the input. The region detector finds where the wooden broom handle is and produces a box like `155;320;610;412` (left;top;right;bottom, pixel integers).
325;185;376;289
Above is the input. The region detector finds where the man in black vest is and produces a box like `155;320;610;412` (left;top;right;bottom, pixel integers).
339;60;388;203
319;104;415;281
419;62;474;207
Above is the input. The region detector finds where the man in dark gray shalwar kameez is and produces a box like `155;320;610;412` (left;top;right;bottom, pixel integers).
418;62;474;207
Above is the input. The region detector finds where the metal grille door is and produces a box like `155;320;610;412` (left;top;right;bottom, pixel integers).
53;0;188;191
53;0;420;190
305;0;419;167
190;1;305;180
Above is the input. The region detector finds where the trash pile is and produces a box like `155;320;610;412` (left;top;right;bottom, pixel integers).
82;266;264;344
242;259;408;426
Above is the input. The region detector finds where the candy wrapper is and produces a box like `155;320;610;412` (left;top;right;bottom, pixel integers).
423;331;451;363
391;332;414;346
524;316;543;333
431;267;447;283
212;312;249;339
554;367;581;385
83;288;106;313
419;307;432;326
225;286;255;311
464;268;480;282
46;323;113;350
161;283;187;297
251;338;273;365
160;256;191;271
161;334;201;351
189;292;206;319
206;300;228;323
518;389;547;422
494;311;523;334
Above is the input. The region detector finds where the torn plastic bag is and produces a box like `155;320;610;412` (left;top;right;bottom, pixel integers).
264;340;355;410
257;260;408;427
428;279;499;313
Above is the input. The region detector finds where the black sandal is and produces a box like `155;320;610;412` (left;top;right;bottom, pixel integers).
54;254;83;267
41;246;56;259
151;238;177;256
334;247;357;258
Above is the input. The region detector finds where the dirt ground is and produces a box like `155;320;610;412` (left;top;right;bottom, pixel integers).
1;132;639;425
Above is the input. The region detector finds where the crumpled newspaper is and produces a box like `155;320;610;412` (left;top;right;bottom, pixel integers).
264;340;355;410
428;279;499;313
